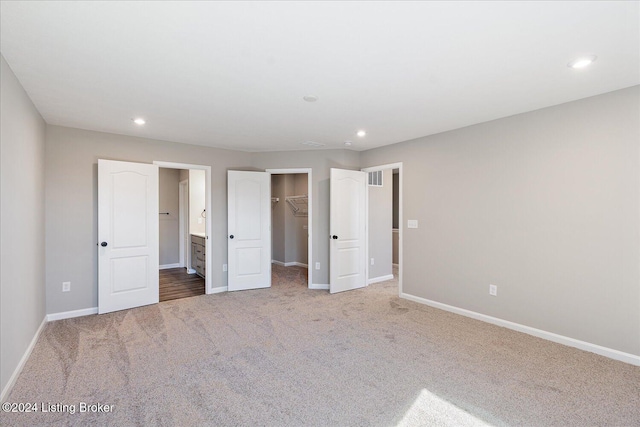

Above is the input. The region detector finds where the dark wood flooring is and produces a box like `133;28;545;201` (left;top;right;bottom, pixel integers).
159;268;205;302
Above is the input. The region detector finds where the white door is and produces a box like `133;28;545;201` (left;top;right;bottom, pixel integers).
98;159;159;314
330;168;367;293
227;170;271;291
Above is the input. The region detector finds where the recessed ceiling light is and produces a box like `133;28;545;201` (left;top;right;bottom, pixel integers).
344;141;352;146
133;118;146;125
303;95;318;102
568;55;597;69
357;130;366;137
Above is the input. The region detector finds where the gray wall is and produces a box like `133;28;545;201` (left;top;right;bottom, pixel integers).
0;56;47;395
368;169;393;280
159;168;180;266
361;86;640;356
253;150;360;285
45;125;252;314
271;174;286;262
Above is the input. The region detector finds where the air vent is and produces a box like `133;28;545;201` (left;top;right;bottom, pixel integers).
368;170;383;187
300;141;325;148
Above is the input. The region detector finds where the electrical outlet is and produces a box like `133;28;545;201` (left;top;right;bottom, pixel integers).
408;220;418;229
223;264;227;272
489;284;497;296
315;262;320;270
370;258;375;265
197;217;203;224
62;282;71;292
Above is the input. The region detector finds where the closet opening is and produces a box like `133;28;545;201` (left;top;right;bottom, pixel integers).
268;169;312;288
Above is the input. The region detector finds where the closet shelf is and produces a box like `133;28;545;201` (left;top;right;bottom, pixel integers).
285;195;308;217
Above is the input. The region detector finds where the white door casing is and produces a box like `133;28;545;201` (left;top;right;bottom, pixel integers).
330;168;367;293
227;170;271;291
98;159;159;314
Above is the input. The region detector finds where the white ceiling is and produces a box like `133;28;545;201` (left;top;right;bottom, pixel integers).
1;1;638;152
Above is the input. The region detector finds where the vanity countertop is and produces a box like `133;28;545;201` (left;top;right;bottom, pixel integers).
191;232;206;238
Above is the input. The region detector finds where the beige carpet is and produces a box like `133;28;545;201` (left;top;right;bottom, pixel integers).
2;265;639;426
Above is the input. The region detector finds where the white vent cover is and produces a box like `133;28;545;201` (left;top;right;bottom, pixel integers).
368;170;383;187
300;141;325;148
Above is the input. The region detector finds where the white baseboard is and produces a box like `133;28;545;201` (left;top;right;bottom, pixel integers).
210;286;228;294
160;263;181;270
1;316;47;403
272;260;308;268
309;284;329;290
186;268;196;274
400;292;640;367
368;274;394;285
287;262;308;268
47;307;98;322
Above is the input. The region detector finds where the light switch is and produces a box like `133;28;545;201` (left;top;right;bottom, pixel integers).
408;220;418;229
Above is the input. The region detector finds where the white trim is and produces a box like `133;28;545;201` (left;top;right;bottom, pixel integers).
288;262;308;268
266;168;313;290
210;286;228;294
46;307;98;322
159;263;181;270
1;317;47;402
309;283;329;290
401;293;640;367
186;268;196;274
368;274;394;285
154;161;213;295
272;260;309;268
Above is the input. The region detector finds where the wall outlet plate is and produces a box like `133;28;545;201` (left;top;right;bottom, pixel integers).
315;262;320;270
408;220;418;229
62;282;71;292
489;284;497;296
223;264;228;272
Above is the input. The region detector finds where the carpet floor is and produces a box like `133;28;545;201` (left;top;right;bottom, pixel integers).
1;265;638;426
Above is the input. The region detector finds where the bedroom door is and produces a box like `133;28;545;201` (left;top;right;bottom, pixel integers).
227;170;272;291
330;168;367;293
98;159;159;313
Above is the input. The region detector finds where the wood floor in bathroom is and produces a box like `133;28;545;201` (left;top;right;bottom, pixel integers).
159;268;205;302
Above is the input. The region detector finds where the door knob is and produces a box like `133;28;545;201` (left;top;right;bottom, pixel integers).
332;235;338;239
101;242;108;247
229;235;234;239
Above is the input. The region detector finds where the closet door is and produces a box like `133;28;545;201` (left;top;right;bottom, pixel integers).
227;170;271;291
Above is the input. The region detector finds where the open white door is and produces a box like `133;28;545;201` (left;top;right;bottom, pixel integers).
330;168;367;293
98;159;159;314
227;170;271;291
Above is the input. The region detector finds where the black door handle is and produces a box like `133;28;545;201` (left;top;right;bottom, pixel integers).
332;235;338;239
229;235;234;239
101;242;108;247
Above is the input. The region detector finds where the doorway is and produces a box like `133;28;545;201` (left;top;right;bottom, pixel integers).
154;161;213;296
266;168;313;288
362;163;403;295
158;167;207;301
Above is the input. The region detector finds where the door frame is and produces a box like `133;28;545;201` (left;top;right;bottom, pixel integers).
179;179;193;271
361;162;403;296
265;168;313;288
154;161;213;294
